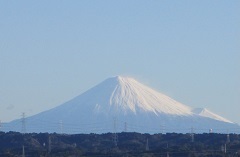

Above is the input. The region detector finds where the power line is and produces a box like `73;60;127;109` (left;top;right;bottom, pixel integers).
2;115;240;134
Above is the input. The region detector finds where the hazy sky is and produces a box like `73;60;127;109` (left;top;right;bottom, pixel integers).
0;1;239;124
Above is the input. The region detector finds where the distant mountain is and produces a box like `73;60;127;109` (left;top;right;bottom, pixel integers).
3;76;240;134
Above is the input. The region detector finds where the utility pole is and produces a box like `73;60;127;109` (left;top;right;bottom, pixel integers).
146;138;149;151
0;120;2;131
22;145;25;157
221;144;227;156
224;143;227;154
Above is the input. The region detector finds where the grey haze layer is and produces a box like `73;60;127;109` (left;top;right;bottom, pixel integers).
3;76;240;134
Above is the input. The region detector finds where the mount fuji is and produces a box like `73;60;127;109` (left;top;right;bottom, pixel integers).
3;76;240;134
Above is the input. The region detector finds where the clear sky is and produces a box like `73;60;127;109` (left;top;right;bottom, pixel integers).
0;1;239;124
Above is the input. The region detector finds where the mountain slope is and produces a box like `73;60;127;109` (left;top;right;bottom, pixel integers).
3;76;239;134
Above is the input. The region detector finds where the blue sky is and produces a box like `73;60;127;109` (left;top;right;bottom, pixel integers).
0;1;239;124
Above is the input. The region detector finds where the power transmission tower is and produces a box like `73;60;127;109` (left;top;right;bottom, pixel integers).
146;138;149;151
48;134;51;154
160;123;165;134
21;113;26;134
221;145;224;152
59;120;63;134
209;128;213;133
167;152;169;157
166;143;169;157
191;127;194;142
226;134;230;143
22;145;25;157
124;122;127;132
113;118;118;147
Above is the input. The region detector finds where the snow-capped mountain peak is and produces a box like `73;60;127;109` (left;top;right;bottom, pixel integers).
104;76;192;116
